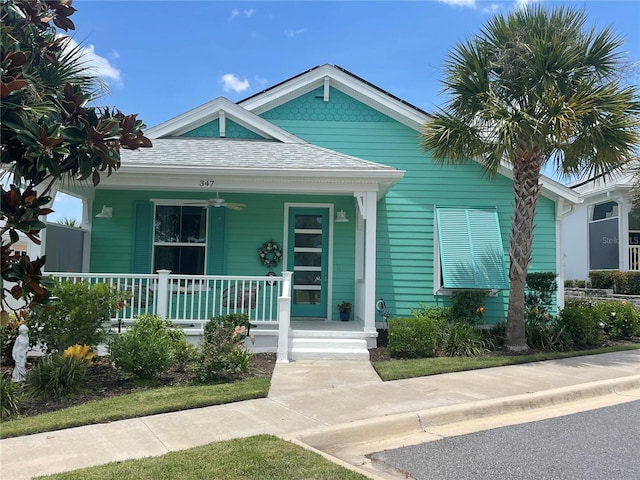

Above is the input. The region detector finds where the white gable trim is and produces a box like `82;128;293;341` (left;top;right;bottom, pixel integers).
145;97;306;143
238;64;428;131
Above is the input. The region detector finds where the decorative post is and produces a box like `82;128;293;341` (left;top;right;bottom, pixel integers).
156;269;171;319
277;271;292;363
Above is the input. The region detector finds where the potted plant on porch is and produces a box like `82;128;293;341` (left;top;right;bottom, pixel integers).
337;301;352;321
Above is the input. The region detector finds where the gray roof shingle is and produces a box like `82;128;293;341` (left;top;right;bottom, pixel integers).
120;138;397;171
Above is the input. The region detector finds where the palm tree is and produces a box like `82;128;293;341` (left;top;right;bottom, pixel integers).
421;6;640;351
56;217;80;228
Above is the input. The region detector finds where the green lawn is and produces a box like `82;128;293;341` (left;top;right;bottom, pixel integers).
1;378;269;439
35;435;367;480
372;344;640;381
6;344;639;480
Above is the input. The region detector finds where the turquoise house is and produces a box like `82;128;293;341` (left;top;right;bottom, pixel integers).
52;65;579;360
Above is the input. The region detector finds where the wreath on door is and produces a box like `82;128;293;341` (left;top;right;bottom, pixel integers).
258;241;282;268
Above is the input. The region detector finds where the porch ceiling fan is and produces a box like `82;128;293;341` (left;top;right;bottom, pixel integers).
191;193;246;211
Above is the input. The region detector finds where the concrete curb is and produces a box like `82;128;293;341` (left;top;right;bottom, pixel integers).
286;375;640;478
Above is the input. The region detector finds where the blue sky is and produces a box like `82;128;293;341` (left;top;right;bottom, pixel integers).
49;0;640;221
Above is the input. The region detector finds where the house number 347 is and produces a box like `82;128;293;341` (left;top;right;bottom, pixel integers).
199;179;215;187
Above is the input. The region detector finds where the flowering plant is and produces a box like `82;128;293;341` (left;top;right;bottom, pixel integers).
337;301;352;313
258;241;283;268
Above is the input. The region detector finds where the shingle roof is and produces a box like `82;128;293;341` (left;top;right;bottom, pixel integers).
120;137;398;171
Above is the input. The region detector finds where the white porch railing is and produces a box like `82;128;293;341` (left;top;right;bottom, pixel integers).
630;247;640;272
49;271;292;333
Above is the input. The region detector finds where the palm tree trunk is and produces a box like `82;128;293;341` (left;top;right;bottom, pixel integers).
505;149;543;352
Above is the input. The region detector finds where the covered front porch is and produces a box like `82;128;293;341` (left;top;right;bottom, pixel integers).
48;269;379;362
46;131;404;361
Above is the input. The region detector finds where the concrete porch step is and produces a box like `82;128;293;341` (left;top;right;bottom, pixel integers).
289;337;370;361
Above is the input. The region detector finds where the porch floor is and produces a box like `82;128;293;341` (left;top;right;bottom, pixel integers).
291;319;364;331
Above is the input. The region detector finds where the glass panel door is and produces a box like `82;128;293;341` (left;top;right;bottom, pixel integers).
288;208;328;318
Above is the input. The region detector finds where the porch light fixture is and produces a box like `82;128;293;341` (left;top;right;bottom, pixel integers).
335;210;349;223
95;206;113;218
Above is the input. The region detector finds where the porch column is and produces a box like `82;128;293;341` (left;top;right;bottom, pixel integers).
363;190;377;333
277;271;292;363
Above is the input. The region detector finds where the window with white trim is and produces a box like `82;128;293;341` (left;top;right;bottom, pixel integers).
435;206;508;292
153;205;206;274
588;201;619;270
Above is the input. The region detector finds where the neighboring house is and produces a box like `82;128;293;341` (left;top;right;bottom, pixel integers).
47;64;579;360
562;166;640;281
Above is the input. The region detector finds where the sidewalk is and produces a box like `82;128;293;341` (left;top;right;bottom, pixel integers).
1;350;639;480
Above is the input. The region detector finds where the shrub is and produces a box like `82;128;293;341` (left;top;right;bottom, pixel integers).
592;300;640;340
28;281;129;354
388;314;442;359
108;314;184;380
192;314;253;383
26;356;88;398
441;322;486;356
168;328;197;372
525;272;557;322
1;376;23;419
558;300;603;346
612;272;640;295
589;271;616;289
450;290;488;324
485;321;506;349
526;317;571;351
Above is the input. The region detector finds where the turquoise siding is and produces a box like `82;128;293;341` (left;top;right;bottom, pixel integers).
258;87;558;323
180;118;262;139
90;85;558;323
91;191;356;317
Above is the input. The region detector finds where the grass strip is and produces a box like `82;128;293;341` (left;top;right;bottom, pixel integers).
1;377;269;439
35;434;367;480
373;344;640;381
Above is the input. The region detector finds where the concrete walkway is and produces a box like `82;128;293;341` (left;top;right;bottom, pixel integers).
1;350;639;479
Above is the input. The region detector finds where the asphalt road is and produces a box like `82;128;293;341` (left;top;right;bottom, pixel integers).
372;400;640;480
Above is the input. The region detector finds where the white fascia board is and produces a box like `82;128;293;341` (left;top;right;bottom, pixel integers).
239;65;428;131
145;97;305;144
98;166;404;199
579;184;633;203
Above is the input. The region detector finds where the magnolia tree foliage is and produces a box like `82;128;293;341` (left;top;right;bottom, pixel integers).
1;0;151;311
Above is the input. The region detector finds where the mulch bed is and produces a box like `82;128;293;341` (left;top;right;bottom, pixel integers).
1;352;277;418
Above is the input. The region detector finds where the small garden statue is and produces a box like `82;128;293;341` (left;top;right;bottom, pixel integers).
12;324;29;382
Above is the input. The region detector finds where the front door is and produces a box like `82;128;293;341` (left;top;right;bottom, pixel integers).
288;208;329;318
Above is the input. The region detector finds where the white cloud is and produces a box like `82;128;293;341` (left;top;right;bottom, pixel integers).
285;28;306;38
437;0;476;7
253;75;268;90
514;0;537;10
229;8;256;21
482;3;501;13
63;37;121;84
439;0;539;11
221;73;250;93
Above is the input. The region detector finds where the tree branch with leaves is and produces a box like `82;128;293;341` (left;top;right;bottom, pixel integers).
1;0;152;311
